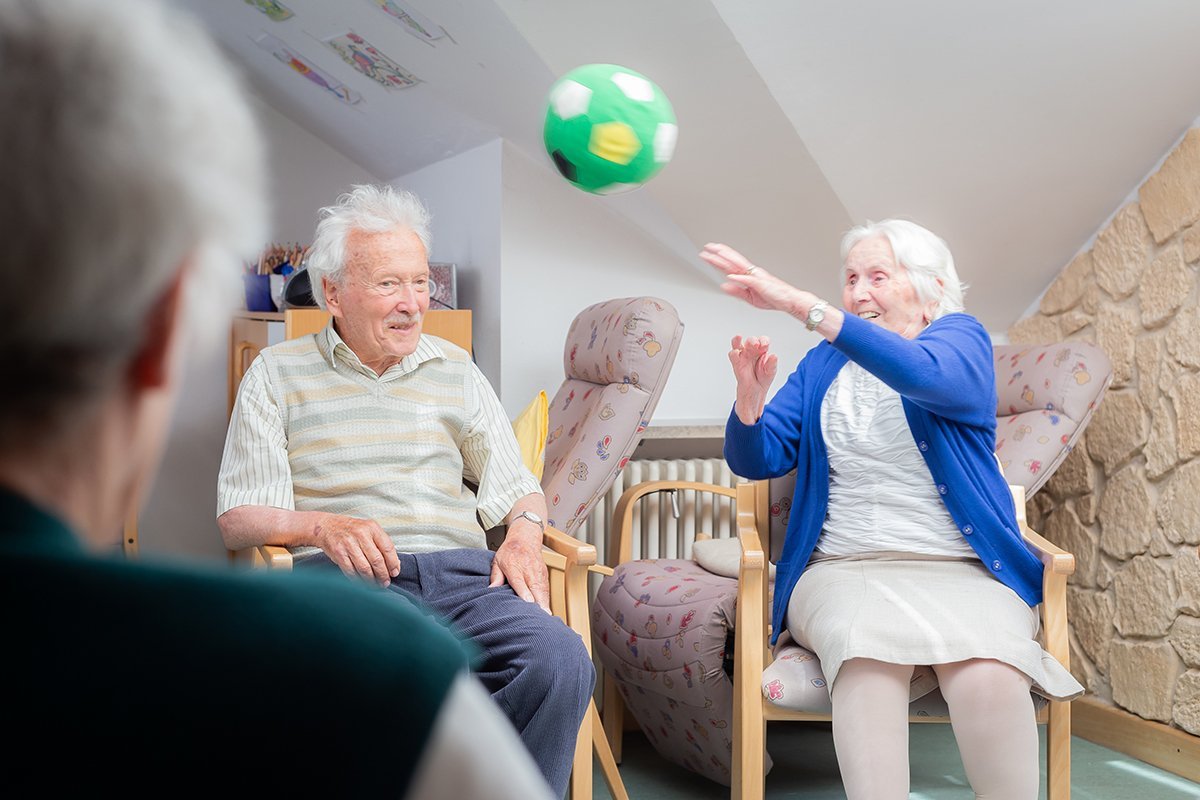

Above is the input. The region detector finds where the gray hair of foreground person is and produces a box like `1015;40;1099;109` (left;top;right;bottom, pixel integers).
305;184;433;309
840;218;967;321
0;0;267;453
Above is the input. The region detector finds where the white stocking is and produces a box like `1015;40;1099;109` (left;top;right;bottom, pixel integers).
830;658;913;800
933;658;1039;800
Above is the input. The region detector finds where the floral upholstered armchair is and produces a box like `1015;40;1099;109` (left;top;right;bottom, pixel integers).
541;296;684;538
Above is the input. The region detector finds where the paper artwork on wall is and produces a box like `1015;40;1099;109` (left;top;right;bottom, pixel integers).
253;33;362;106
371;0;445;42
245;0;294;22
323;31;420;90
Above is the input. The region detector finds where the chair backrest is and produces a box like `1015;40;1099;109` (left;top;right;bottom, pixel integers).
542;297;684;537
993;340;1112;496
761;340;1113;556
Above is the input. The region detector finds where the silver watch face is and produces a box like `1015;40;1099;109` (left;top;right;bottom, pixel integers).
807;304;826;328
519;511;544;526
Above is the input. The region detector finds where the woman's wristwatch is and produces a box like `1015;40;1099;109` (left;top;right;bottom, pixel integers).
805;300;829;331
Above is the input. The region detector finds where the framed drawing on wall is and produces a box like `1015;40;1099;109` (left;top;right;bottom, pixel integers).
429;262;458;309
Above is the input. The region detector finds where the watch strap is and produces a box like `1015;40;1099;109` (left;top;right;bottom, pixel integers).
514;510;545;531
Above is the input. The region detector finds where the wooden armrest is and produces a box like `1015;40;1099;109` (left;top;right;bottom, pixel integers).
231;544;294;570
733;485;770;704
1020;524;1075;575
258;545;293;569
736;523;766;573
610;479;736;566
541;526;594;648
589;565;615;577
542;548;568;572
1009;483;1074;575
734;481;767;573
542;525;597;568
614;478;735;504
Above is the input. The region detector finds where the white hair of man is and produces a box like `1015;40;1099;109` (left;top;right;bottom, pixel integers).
0;0;267;450
840;219;967;321
305;184;433;309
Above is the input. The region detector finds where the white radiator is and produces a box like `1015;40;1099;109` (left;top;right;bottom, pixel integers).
575;457;741;568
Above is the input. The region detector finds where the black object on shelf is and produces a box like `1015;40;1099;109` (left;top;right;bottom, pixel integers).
283;268;318;308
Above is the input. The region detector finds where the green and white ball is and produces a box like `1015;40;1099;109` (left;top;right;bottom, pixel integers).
543;63;678;195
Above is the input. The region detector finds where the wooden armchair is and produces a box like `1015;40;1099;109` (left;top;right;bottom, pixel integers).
595;477;1074;798
729;478;1074;799
594;339;1111;797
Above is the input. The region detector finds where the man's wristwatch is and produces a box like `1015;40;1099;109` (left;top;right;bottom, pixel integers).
804;300;829;332
512;510;546;532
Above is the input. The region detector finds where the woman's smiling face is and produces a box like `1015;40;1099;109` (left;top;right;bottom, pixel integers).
842;235;936;339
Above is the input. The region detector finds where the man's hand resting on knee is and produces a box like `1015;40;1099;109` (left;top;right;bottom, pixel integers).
491;529;551;613
312;514;402;588
491;494;552;612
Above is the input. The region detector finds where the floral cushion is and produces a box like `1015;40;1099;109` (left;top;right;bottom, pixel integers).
542;297;683;535
761;632;939;713
993;342;1112;495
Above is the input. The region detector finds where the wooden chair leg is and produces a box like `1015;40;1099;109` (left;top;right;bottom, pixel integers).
731;626;766;800
568;698;593;800
592;700;629;800
731;707;765;800
602;671;626;763
568;698;629;800
1047;700;1071;800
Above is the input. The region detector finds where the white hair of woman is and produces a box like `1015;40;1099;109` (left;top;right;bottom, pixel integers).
305;184;433;309
840;218;967;321
0;0;267;451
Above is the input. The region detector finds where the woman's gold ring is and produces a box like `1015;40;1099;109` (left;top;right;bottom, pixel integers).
745;266;758;275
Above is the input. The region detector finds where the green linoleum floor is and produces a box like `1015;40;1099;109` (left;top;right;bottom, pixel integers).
594;723;1200;799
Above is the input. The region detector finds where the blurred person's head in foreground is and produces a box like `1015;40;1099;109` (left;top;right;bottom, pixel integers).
0;0;266;544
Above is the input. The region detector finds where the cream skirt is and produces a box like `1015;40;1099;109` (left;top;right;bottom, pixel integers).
785;552;1084;701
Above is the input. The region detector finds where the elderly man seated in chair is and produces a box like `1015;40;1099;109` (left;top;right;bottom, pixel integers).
217;183;593;798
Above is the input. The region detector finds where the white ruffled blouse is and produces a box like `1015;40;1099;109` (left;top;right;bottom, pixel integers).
816;361;977;558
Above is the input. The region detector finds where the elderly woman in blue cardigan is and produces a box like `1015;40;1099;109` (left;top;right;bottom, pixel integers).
700;220;1081;800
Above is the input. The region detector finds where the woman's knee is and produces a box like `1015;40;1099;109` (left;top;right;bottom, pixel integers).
836;658;915;686
933;659;1032;709
934;658;1030;690
831;659;915;710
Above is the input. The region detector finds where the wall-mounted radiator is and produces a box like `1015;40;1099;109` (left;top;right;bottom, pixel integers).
575;457;742;568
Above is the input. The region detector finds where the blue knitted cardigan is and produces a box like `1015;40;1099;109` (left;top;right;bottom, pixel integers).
724;312;1043;645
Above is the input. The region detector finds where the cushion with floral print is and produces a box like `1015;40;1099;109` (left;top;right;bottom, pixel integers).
761;632;939;713
993;341;1112;496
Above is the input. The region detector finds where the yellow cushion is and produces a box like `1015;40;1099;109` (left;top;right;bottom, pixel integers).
511;390;548;481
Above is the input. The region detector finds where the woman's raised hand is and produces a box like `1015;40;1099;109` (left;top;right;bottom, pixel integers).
729;335;777;425
700;242;801;314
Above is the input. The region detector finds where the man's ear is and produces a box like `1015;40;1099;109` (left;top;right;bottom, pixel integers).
323;275;341;318
128;267;187;390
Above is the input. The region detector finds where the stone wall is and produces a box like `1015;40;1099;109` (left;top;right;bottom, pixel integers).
1009;128;1200;736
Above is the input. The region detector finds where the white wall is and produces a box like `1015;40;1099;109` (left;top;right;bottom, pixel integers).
499;142;825;423
255;100;381;244
139;96;378;561
390;140;504;385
